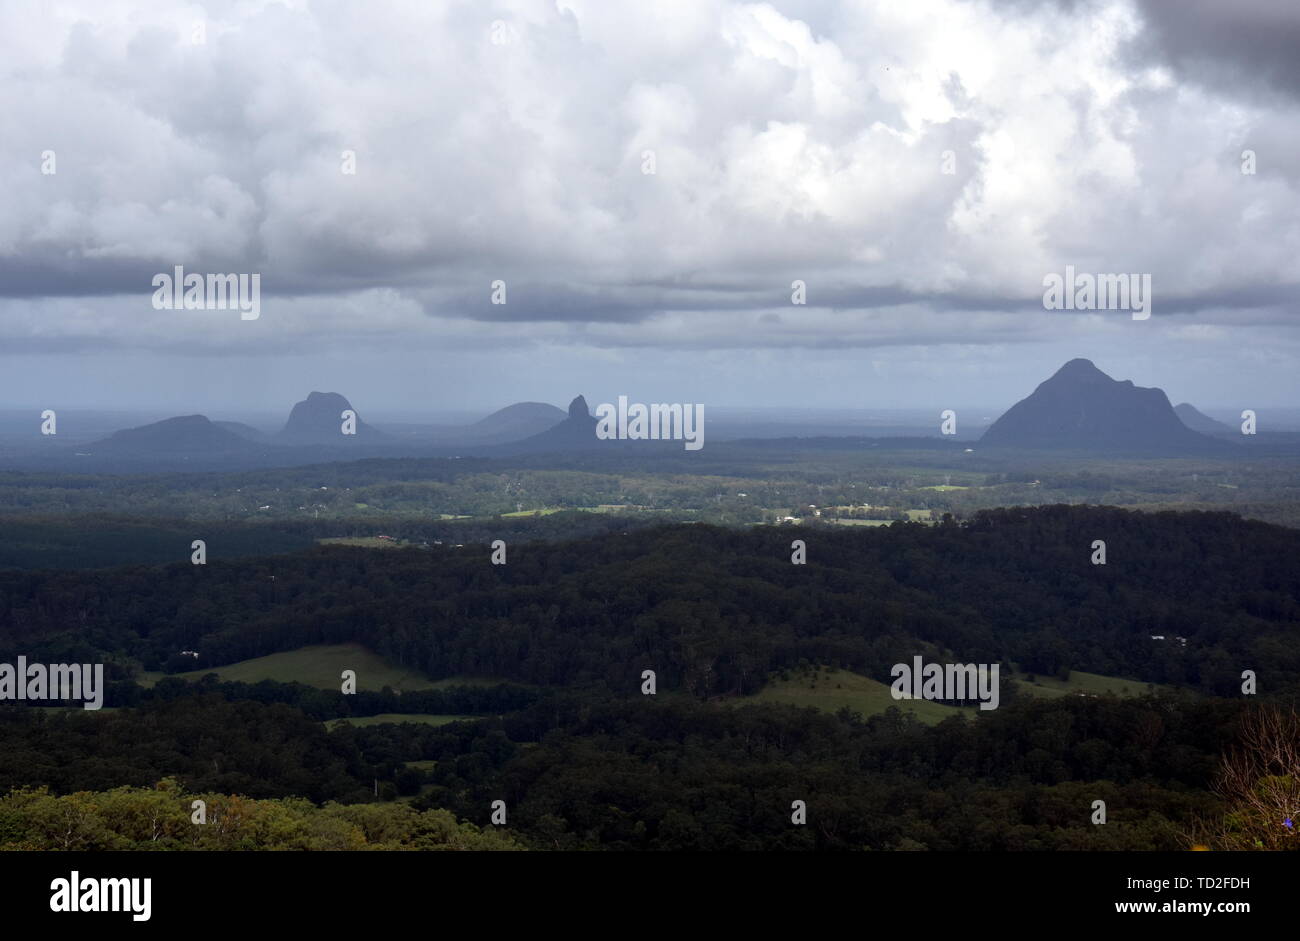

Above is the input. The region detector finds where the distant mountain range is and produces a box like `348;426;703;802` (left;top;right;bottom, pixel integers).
90;393;568;455
66;392;574;468
979;358;1229;454
95;392;380;456
0;361;1287;472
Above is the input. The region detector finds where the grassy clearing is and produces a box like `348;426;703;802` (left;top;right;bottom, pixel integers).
141;643;437;692
739;667;975;725
738;664;1174;724
140;646;524;692
1014;669;1173;699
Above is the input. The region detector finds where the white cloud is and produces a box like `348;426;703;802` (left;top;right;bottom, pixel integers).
0;0;1296;363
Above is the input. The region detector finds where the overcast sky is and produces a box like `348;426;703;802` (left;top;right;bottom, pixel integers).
1;0;1297;415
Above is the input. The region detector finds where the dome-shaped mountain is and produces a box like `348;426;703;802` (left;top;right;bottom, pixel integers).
469;402;567;439
279;392;382;445
94;415;256;453
981;359;1224;453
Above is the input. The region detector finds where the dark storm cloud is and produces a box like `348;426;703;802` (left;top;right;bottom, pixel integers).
1130;0;1300;100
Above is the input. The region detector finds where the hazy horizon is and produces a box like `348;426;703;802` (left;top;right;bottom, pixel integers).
0;352;1294;416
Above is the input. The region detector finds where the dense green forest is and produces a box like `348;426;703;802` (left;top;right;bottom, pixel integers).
0;689;1284;850
2;506;1296;696
1;502;1295;851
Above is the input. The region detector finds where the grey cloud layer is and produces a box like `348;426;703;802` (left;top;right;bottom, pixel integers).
1;0;1297;355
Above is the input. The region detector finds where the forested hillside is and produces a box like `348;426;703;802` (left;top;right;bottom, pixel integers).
1;504;1294;851
0;689;1275;851
1;506;1296;697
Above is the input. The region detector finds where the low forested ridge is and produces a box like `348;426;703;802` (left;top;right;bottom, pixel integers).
1;505;1296;697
